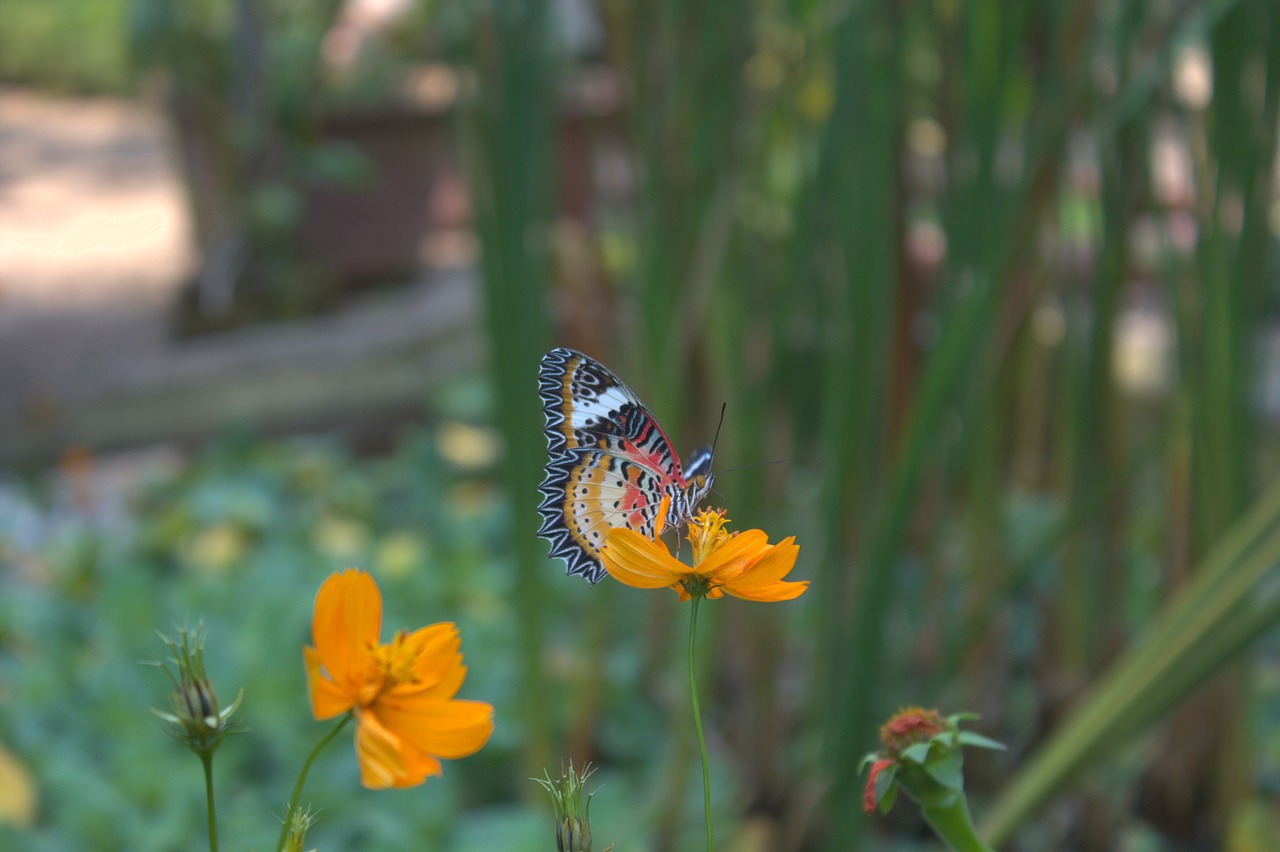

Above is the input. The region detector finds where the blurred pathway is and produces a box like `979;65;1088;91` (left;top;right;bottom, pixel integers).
0;88;477;466
0;89;189;423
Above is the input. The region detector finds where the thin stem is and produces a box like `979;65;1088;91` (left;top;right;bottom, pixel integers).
276;712;353;852
688;595;713;851
201;751;218;852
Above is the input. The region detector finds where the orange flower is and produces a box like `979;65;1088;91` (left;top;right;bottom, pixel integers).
303;569;493;788
600;509;806;602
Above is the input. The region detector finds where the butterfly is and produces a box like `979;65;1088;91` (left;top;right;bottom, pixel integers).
537;348;715;583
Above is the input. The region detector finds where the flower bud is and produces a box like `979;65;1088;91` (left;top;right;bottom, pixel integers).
556;815;592;852
282;805;318;852
861;708;1005;816
535;761;600;852
879;706;945;757
150;625;242;756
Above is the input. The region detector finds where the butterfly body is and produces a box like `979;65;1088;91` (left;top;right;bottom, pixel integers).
538;348;714;583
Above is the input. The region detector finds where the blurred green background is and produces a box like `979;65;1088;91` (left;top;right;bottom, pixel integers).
3;0;1280;849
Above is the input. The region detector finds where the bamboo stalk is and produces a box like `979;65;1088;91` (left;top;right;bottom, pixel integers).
981;479;1280;844
457;2;558;777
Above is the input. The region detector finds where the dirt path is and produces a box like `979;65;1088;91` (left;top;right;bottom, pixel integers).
0;88;191;424
0;88;477;465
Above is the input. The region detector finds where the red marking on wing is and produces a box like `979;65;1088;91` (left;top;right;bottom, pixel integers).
621;466;650;528
622;439;674;482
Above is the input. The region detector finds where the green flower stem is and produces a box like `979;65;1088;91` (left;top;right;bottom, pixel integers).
276;712;353;852
688;595;713;852
918;794;993;852
201;751;218;852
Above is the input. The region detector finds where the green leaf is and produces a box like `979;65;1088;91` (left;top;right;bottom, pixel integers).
925;750;965;791
880;762;901;808
935;730;960;750
901;742;933;764
875;764;898;799
957;731;1007;751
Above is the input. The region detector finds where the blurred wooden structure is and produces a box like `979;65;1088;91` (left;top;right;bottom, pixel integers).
0;266;479;466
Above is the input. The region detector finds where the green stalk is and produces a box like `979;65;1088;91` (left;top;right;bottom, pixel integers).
804;7;902;846
945;423;1170;674
981;479;1280;844
688;595;713;852
1128;591;1280;737
276;712;352;852
458;1;556;777
201;752;218;852
919;795;993;852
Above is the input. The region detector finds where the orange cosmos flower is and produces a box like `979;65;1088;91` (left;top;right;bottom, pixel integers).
303;569;493;788
601;509;806;602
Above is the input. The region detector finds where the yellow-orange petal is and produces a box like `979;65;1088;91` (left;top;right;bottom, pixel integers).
355;705;445;789
724;577;808;602
312;569;382;688
304;645;355;719
721;539;807;601
725;537;801;590
390;740;443;788
697;530;772;580
654;494;671;537
718;535;806;601
354;707;409;789
601;528;688;589
402;623;465;698
374;693;495;760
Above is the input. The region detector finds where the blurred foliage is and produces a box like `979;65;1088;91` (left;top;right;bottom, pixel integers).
454;0;559;781
449;0;1280;848
1;427;503;849
0;0;133;94
0;416;761;850
5;0;1280;848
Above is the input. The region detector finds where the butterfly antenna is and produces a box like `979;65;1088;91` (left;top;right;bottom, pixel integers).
710;402;727;461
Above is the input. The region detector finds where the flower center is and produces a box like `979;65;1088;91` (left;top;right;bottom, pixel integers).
686;509;733;563
879;706;946;756
369;631;419;694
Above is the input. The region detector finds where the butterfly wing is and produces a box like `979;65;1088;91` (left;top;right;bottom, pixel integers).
537;348;688;583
